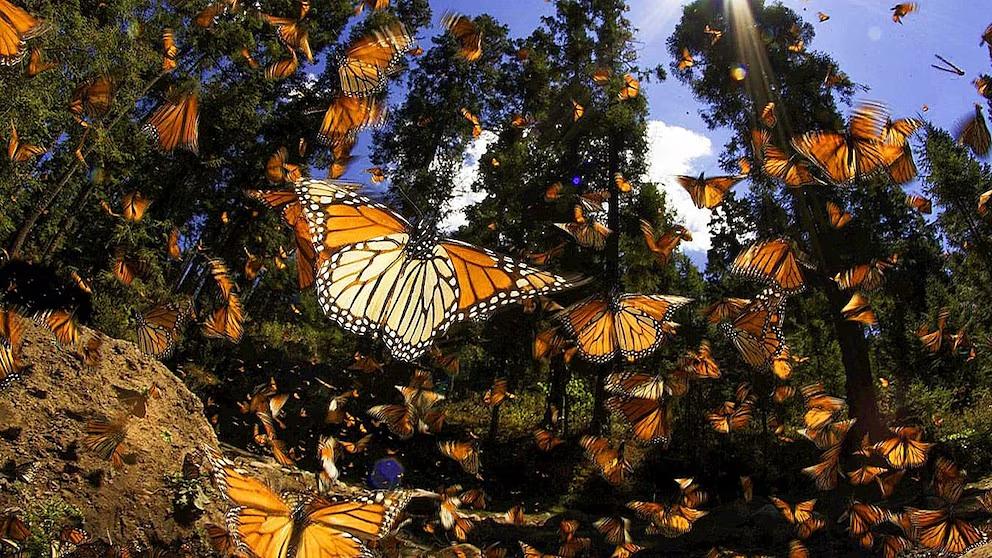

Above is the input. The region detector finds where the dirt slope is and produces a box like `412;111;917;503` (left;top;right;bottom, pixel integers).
0;321;222;549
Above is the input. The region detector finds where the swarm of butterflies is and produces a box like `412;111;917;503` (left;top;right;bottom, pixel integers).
3;0;992;557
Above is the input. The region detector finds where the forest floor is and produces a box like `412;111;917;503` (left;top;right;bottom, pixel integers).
1;322;991;557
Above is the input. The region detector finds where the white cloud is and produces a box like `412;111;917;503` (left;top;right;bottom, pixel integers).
642;120;716;255
440;130;498;231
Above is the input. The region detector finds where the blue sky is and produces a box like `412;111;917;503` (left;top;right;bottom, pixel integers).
339;0;992;264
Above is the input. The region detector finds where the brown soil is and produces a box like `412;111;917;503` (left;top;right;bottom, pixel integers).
0;321;223;549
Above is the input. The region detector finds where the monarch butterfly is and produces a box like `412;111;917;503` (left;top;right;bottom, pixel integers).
933;457;965;504
618;73;639;101
264;47;298;80
881;118;923;184
439;496;475;541
706;400;753;434
482;378;513;407
905;194;932;214
354;0;389;15
730;238;811;294
194;0;236;28
720;288;787;368
873;426;933;469
571;98;584;122
168;229;183;260
791;101;902;184
578;190;610;213
0;310;25;391
640;220;691;266
676;173;745;209
264;147;302;185
606;371;669;400
841;292;877;326
593;516;632;546
701;297;750;323
826;201;852;229
703;25;723;45
112;251;148;286
24;46;53;77
917;307;950;353
847;463;886;485
877;535;911;558
262;2;313;63
143;91;199;154
438;439;481;477
121;191;151;222
533;428;564;451
460;107;482;138
834;255;897;291
68;75;115;128
84;413;130;469
608;395;672;444
760;102;776;128
519;542;562;558
800;382;846;433
161;28;178;72
338;22;413;97
614;173;634;193
679;340;720;379
677;48;693;71
890;3;917;23
318;96;385;146
207;448;414;558
239;47;260;69
800;418;854;450
770;497;816;526
0;0;46;65
627;500;706;538
458;488;487;510
441;12;482;62
581;436;630;485
591;67;611;85
875;469;905;499
842;501;890;536
7;121;43;163
762;141;817;187
113;384;160;419
556;293;692;363
958;104;991;157
908;508;980;554
301;181;589;362
135;299;193;358
817;11;830;21
36;307;81;347
202;294;244;343
979;188;992;216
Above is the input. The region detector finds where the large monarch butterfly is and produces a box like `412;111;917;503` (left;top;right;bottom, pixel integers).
761;140;817;187
571;98;584;122
441;12;482;62
605;370;669;400
933;457;965;504
908;507;980;554
890;3;917;24
262;2;313;63
627;500;706;538
769;497;816;526
880;117;923;184
297;179;588;362
0;0;46;66
841;292;877;326
905;194;932;214
580;436;630;486
720;288;787;368
482;378;513;407
122;191;151;222
354;0;389;15
873;426;933;469
207;448;414;558
7;121;44;163
25;46;54;77
35;307;81;347
607;394;672;444
676;48;693;71
143;91;199;154
800;382;846;434
730;238;811;294
555;219;611;250
533;428;564;452
438;439;481;477
760;102;777;128
83;412;130;469
617;73;639;101
202;293;244;343
701;297;750;324
593;516;632;546
791;101;903;184
555;293;692;363
842;501;890;537
68;75;115;128
846;463;886;486
826;201;852;229
161;28;178;72
194;0;237;29
834;256;898;292
676;173;745;209
135;299;193;359
640;220;691;266
338;22;413;97
264;47;299;81
265;147;302;185
958;104;990;156
318;96;385;146
0;310;25;391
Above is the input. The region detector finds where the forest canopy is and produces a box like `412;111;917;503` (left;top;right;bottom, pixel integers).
2;0;992;557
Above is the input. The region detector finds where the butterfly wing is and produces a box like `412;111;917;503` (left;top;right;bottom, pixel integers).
791;131;854;183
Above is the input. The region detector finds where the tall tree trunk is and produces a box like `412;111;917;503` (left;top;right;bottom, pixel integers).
487;405;500;444
545;354;567;429
794;187;886;440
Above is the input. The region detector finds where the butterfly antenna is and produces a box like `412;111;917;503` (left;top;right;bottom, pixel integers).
392;183;424;219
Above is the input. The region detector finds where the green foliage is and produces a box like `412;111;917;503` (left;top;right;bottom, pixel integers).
24;497;82;557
